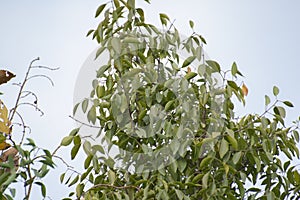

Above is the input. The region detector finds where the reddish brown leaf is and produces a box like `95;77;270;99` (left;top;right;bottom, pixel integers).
0;70;16;85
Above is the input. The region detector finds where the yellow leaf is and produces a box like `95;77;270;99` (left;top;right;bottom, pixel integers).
241;83;248;96
187;66;191;73
0;100;11;134
0;141;10;150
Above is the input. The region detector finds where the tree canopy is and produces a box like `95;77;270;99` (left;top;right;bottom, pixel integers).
61;0;300;199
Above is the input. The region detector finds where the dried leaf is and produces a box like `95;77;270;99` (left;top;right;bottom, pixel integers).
0;70;15;85
241;83;248;96
187;66;191;73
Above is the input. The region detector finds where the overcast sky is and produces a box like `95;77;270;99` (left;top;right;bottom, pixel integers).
0;1;300;199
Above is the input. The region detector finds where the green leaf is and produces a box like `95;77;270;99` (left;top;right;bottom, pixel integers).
60;173;65;183
182;56;196;68
111;37;121;54
231;62;238;77
108;170;116;184
96;85;105;98
175;189;184;200
68;175;79;187
95;46;106;59
71;144;81;160
35;182;46;197
87;106;97;124
233;152;242;164
73;103;80;116
273;86;279;96
61;136;73;146
200;156;213;169
283;101;294;107
95;4;107;18
189;20;194;29
96;64;110;78
225;135;238;150
219;138;229;159
69;128;80;136
184;72;197;81
274;106;286;118
227;80;239;90
82;99;89;113
206;60;221;72
202;172;209;189
113;0;120;8
159;13;169;26
265;95;271;107
76;184;84;198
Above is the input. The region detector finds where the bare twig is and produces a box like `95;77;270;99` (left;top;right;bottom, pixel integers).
9;57;40;122
27;75;55;86
69;115;101;129
31;65;60;71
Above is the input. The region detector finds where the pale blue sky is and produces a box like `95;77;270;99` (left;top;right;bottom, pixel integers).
0;1;300;199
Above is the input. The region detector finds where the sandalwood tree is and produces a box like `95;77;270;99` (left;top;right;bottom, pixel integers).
61;0;300;199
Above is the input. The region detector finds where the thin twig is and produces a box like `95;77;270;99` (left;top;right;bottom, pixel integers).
17;103;44;116
27;75;54;86
9;57;40;122
31;66;60;71
69;115;101;129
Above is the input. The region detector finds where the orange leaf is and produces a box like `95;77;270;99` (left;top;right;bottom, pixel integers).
241;83;248;96
187;66;191;73
0;70;15;85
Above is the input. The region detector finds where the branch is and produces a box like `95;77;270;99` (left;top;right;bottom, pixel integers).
69;115;101;129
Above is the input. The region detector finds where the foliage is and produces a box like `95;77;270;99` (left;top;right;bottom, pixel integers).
0;58;59;199
63;0;300;199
